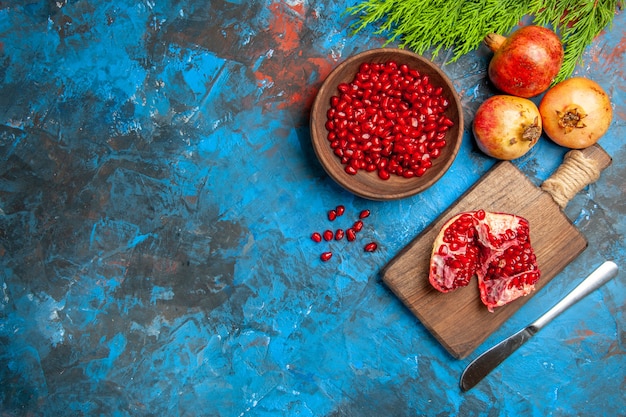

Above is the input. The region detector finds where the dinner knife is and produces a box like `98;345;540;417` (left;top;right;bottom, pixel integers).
460;260;619;392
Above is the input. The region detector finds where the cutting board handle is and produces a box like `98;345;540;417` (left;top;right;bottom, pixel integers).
540;144;612;209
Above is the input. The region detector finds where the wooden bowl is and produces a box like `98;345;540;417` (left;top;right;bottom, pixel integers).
310;48;463;200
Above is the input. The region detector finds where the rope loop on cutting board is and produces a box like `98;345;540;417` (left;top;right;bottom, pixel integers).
540;149;601;209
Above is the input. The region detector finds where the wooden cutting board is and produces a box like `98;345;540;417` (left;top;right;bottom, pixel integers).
382;145;612;359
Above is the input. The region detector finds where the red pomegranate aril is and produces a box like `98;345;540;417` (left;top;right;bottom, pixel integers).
311;232;322;243
335;229;345;240
353;220;364;232
320;252;333;262
378;169;390;180
346;228;357;241
328;210;337;221
425;122;438;132
416;166;428;177
336;205;345;216
323;230;333;241
433;140;447;149
364;242;378;252
359;209;371;219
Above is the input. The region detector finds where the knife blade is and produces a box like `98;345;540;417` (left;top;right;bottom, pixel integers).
460;260;619;392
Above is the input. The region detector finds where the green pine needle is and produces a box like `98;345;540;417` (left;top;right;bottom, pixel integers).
346;0;622;83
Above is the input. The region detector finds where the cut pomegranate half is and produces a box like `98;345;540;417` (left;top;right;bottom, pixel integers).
429;210;540;312
429;211;480;293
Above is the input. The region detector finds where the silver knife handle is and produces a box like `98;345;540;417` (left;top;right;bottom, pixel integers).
531;261;619;331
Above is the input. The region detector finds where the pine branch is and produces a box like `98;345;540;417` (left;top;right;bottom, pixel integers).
346;0;622;82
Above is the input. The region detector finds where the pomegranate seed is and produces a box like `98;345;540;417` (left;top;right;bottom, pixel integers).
364;242;378;252
353;220;364;232
323;230;333;241
336;205;345;216
320;252;333;262
311;232;322;243
359;209;371;219
378;169;390;180
346;228;357;241
328;210;337;221
416;166;428;177
335;229;344;240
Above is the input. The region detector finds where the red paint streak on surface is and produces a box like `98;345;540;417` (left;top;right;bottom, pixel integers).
267;55;335;112
564;328;596;345
602;32;626;66
603;340;624;359
253;2;337;114
267;2;304;52
308;57;334;81
255;71;274;87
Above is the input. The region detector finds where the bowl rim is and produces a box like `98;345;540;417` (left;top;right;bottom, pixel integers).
310;47;464;200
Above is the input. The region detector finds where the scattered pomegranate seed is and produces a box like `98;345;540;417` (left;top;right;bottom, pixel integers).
320;252;333;262
364;242;378;252
325;60;453;180
313;206;378;261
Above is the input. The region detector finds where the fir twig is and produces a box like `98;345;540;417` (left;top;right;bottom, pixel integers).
346;0;622;83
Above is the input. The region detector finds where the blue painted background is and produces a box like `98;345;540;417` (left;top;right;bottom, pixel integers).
0;1;624;416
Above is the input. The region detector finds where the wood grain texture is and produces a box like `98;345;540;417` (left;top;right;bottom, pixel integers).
382;145;612;359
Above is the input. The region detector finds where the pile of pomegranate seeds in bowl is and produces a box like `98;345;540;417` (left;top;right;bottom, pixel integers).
310;48;463;201
310;205;378;263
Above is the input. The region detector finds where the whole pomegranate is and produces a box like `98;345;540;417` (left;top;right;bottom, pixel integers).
539;77;613;149
485;25;564;98
429;210;540;312
472;95;542;160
